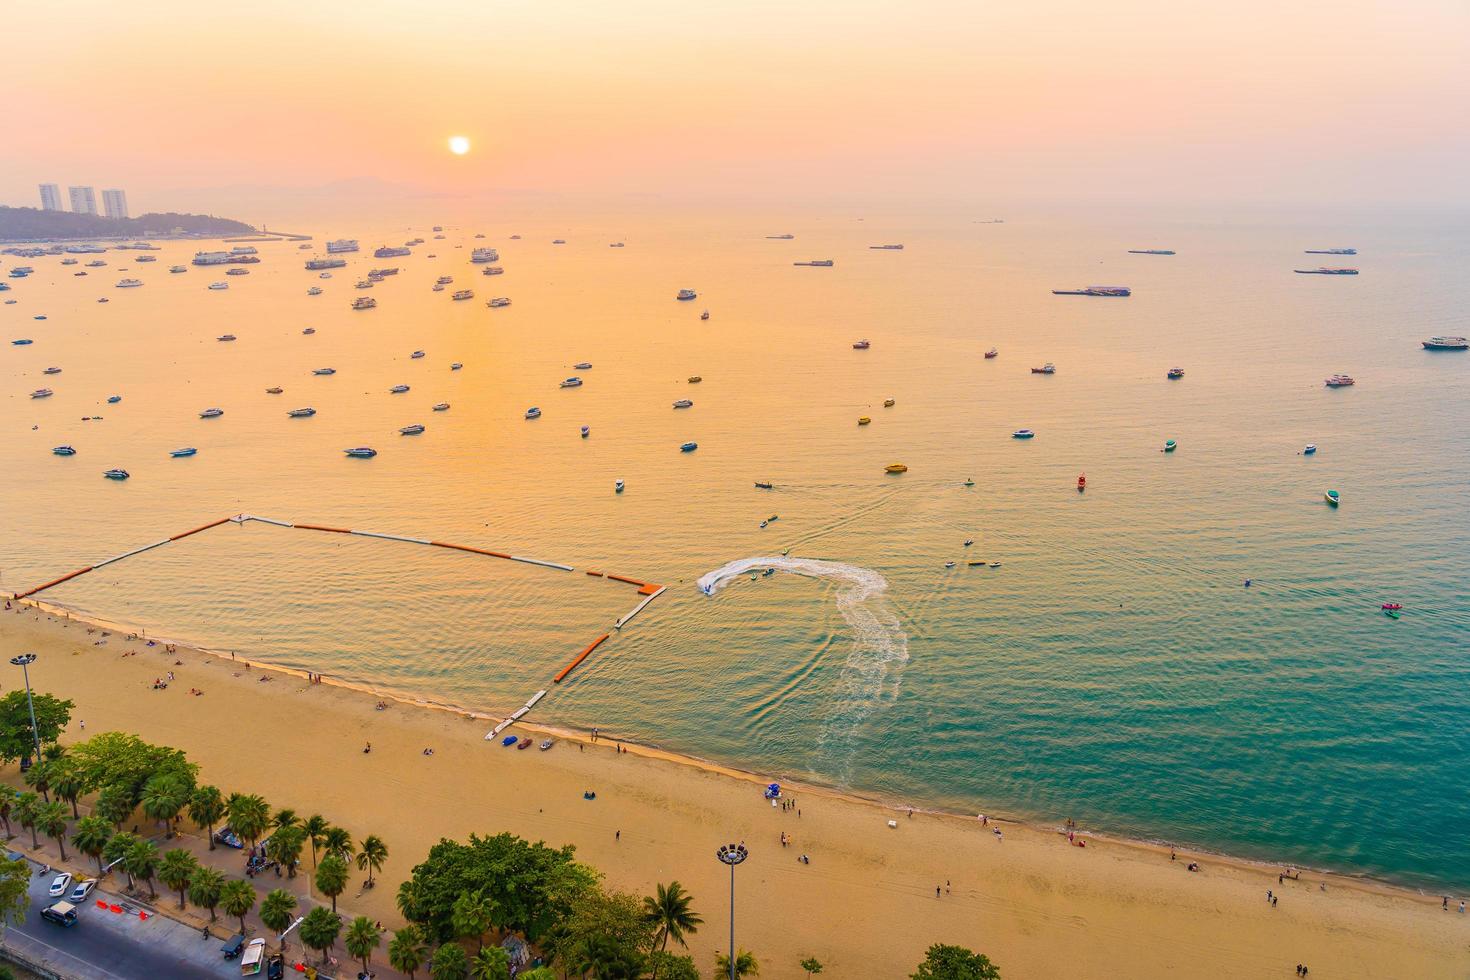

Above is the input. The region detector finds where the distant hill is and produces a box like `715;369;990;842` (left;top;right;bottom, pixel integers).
0;206;256;240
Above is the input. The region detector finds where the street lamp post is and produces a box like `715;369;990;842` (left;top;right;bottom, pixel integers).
715;843;748;980
9;654;41;767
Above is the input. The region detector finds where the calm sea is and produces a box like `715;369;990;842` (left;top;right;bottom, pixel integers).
3;207;1467;890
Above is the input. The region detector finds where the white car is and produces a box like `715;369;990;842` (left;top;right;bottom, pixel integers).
69;879;96;902
47;872;72;897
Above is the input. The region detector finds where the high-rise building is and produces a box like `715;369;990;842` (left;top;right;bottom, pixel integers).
68;185;98;215
102;188;129;219
38;183;62;211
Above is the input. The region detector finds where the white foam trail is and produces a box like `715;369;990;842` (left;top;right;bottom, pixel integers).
698;557;909;776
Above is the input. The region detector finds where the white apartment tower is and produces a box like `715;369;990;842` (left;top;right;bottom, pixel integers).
102;188;129;219
38;184;62;211
68;185;98;215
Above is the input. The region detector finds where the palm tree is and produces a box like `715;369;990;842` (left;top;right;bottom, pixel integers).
48;760;85;820
321;825;355;862
259;888;298;945
157;848;198;909
123;838;160;900
225;793;270;852
715;950;759;978
266;824;306;878
103;831;140;888
315;853;349;913
644;881;703;955
451;889;495;952
299;906;342;967
220;879;257;935
396;878;424;922
14;792;42;849
470;946;510;980
430;943;468;980
345;915;381;973
71;816;113;876
272;808;299;831
0;784;16;838
189;866;226;922
35;800;70;861
141;777;189;838
22;757;52;802
355;834;388;886
95;784;135;829
389;924;428;979
303;814;329;870
188;786;226;849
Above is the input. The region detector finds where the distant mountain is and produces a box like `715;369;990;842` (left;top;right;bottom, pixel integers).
0;206;256;240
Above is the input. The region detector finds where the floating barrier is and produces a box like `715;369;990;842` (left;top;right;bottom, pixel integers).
554;634;609;684
350;529;432;545
293;523;351;534
93;538;172;569
616;586;666;630
170;516;233;541
488;689;549;738
13;565;95;600
429;540;512;560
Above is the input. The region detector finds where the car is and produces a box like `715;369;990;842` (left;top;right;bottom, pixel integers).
40;900;78;927
267;954;285;980
69;878;97;903
47;872;72;897
222;932;246;959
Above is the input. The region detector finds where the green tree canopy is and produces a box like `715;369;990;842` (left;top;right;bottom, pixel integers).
650;952;700;980
300;906;342;966
220;878;257;935
430;942;468;980
911;943;1002;980
35;800;70;860
67;732;194;803
643;880;702;953
800;956;825;976
388;924;429;979
715;950;760;979
188;785;226;848
315;853;350;913
345;915;382;972
470;945;510;980
157;848;198;909
548;888;653;980
189;866;226;922
0;857;30;929
225;793;270;849
71;815;113;876
260;888;299;938
0;691;73;766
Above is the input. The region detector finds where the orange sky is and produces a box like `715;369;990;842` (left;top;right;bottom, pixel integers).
5;0;1469;217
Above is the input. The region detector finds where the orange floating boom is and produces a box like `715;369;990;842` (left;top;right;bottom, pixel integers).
170;516;234;541
554;634;609;683
637;582;662;596
13;566;95;600
294;523;351;534
429;541;513;559
605;574;647;587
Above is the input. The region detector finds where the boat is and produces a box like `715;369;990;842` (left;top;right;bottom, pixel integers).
42;366;61;375
115;278;143;288
400;424;425;435
217;334;236;342
208;282;228;290
1128;249;1175;255
1324;374;1355;387
676;289;697;301
433;402;450;411
355;280;373;289
344;447;377;458
307;287;322;296
1078;474;1086;491
436;276;454;285
61;258;77;265
580;425;590;438
326;239;359;253
470;247;499;263
964;538;974;546
305;258;347;270
85;260;106;268
389;384;410;394
673;399;693;408
1052;285;1131;296
1324;489;1340;506
688;376;702;383
945;561;956;568
680;441;698;452
170;447;197;457
1163;439;1177;452
560;377;583;388
288;407;317;417
853;340;871;350
755;482;773;489
481;266;504;276
169;265;186;273
11;339;32;346
700;309;710;320
794;260;834;267
107;395;121;403
52;445;76;456
1012;429;1035;439
432;284;445;292
1305;248;1357;255
615;479;625;493
352;297;377;310
1294;268;1358;275
266;387;284;394
97;298;109;303
1422;336;1469;350
452;290;474;301
303;328;316;335
609;242;625;248
517;738;532;750
989;562;1001;568
885;463;908;473
525;407;541;419
858;416;871;425
1304;444;1317;455
767;234;795;239
451;362;463;370
103;469;130;480
540;739;554;751
1031;363;1056;374
552;239;566;245
199;407;224;418
487;297;511;308
573;362;593;370
963;478;974;486
870;244;904;250
374;246;412;258
225;268;249;276
410;350;425;359
1381;602;1402;611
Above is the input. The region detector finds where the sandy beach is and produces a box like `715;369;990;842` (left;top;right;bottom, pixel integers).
2;601;1464;979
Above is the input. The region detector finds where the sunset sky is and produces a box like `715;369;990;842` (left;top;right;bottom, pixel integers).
6;0;1469;217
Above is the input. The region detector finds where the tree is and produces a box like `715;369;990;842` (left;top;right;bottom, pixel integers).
321;825;355;863
0;856;30;929
0;691;73;767
157;848;198;909
430;942;468;980
388;924;429;979
188;785;226;848
67;732;195;804
715;950;760;978
71;816;113;876
94;784;135;829
220;879;257;935
451;889;496;951
141;774;191;838
356;834;388;886
48;759;86;820
22;758;52;802
800;957;825;977
552;889;653;980
189;866;226;922
470;945;510;980
123;838;160;900
259;888;298;943
649;952;700;980
225;793;270;851
299;906;342;966
102;831;140;888
13;792;41;849
35;800;70;861
345;915;381;973
315;853;349;913
266;824;306;878
303;814;329;870
0;785;15;838
910;944;1002;980
272;808;299;832
643;880;702;955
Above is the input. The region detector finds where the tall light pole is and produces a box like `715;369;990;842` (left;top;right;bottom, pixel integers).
9;654;41;768
716;843;748;980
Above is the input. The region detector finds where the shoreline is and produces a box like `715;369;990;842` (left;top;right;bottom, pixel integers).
16;595;1463;903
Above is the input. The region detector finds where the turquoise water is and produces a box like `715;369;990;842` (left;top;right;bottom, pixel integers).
3;208;1467;890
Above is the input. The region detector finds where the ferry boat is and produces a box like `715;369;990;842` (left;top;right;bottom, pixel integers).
1032;363;1056;374
680;441;698;452
217;334;237;342
885;463;908;473
1163;439;1177;452
560;377;583;388
1167;367;1185;379
103;468;130;480
193;251;232;266
30;387;55;397
794;259;834;267
114;278;143;287
471;247;500;263
305;258;347;270
208;282;229;290
61;258;78;265
389;384;410;393
326;239;359;253
354;280;374;289
307;286;322;295
199;407;224;418
984;348;998;358
1324;374;1355;387
374;246;411;258
853;340;871;350
1305;248;1357;255
869;244;904;250
170;447;197;457
1422;336;1468;350
1295;268;1358;275
451;289;473;301
288;407;317;417
433;402;450;411
436;276;454;285
169;265;187;273
1052;285;1131;296
672;399;693;408
1324;489;1340;506
676;288;697;301
481;266;504;276
344;447;377;458
52;445;76;456
352;297;376;310
369;267;399;278
487;297;511;308
313;367;337;375
400;424;425;435
1128;249;1175;255
432;284;445;292
1012;429;1035;439
525;407;541;419
136;255;158;263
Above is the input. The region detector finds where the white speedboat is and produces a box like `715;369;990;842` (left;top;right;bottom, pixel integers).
208;282;228;290
31;388;54;398
487;297;511;308
676;288;697;301
525;407;541;419
115;278;143;288
560;377;583;388
313;367;337;375
433;402;450;411
411;350;426;359
170;447;198;457
450;362;462;370
400;424;425;435
307;286;322;295
344;447;377;458
573;362;592;370
389;384;410;393
199;407;224;418
672;399;693;408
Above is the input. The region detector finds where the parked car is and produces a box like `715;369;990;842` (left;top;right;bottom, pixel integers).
40;900;78;927
267;954;285;980
222;933;246;959
68;878;97;903
214;827;244;849
47;872;73;897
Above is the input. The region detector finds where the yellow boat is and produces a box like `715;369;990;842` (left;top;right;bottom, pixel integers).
858;416;872;425
885;463;908;473
883;398;895;407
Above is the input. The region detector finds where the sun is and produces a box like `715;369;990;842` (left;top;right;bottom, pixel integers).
448;135;471;156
